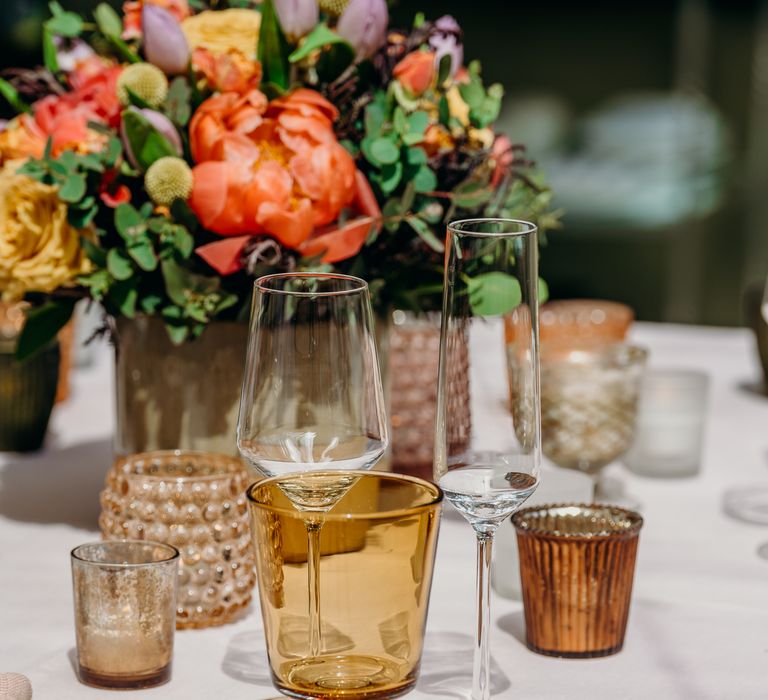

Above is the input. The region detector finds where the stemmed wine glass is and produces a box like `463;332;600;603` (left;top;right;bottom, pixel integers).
435;219;541;700
237;272;388;660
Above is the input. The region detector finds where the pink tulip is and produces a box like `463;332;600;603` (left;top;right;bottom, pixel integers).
336;0;388;60
121;107;183;169
274;0;319;40
142;5;190;76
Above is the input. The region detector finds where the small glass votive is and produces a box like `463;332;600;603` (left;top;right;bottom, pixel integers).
71;540;179;689
248;471;442;699
537;343;647;478
623;370;709;477
512;504;643;658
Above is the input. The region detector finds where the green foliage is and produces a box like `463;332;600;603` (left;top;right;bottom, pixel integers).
165;78;192;127
47;1;84;37
16;300;76;361
94;3;122;38
467;272;522;317
458;61;504;129
289;24;350;63
258;0;290;91
0;79;31;114
121;109;178;171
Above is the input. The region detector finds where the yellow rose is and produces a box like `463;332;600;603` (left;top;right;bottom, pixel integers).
446;85;470;127
0;164;92;300
182;9;261;57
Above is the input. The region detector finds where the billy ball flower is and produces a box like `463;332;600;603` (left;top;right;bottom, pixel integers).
145;156;193;206
117;63;169;108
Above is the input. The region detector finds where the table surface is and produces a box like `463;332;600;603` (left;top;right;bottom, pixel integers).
1;322;767;700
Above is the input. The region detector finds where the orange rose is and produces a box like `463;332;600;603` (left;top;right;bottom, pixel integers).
393;50;436;96
192;47;262;94
189;88;378;271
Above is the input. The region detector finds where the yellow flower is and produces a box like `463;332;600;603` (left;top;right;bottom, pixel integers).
0;164;92;300
182;9;261;57
446;85;470;127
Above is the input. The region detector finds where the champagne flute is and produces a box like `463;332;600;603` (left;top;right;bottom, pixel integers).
237;273;388;659
435;219;541;700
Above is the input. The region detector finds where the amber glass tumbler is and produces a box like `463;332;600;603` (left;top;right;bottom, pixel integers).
71;540;179;689
512;504;643;658
248;471;442;699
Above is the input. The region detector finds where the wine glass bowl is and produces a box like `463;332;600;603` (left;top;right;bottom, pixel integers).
434;219;541;700
237;273;388;500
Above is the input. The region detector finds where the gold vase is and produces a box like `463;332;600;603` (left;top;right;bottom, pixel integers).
114;316;248;456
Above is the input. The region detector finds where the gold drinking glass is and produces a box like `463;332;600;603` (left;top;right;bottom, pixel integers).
247;471;442;699
70;540;179;689
237;273;388;660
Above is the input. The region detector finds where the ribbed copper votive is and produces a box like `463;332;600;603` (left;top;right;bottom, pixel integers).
512;504;643;658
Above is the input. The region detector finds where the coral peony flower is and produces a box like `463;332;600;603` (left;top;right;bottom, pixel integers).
182;9;261;58
0;163;92;300
188;88;377;271
393;50;436;96
192;47;262;94
0;63;124;163
123;0;190;40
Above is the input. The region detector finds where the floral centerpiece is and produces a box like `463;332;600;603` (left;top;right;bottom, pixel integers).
0;0;558;358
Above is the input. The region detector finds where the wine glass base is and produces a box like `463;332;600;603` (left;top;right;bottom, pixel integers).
278;655;414;699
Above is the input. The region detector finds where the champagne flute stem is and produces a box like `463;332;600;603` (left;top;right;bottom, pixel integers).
306;517;324;658
472;530;494;700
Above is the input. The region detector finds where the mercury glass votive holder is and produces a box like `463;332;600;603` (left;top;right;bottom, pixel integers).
248;471;442;700
512;504;643;658
537;344;647;483
623;370;709;477
71;540;179;689
99;450;256;629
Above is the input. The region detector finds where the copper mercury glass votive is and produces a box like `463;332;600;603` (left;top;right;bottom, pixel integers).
99;450;256;628
512;504;643;658
71;540;179;689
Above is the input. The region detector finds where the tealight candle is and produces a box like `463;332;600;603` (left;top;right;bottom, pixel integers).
622;370;709;477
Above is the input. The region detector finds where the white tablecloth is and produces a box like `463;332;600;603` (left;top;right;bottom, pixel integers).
1;323;767;699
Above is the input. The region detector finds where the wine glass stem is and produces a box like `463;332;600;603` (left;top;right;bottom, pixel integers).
473;531;494;700
306;518;323;658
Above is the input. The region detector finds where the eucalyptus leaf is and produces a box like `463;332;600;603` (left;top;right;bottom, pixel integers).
127;240;158;271
412;166;437;194
165;77;192;126
373;161;402;194
289;23;348;63
364;102;385;136
467;271;522;316
81;238;107;267
94;2;122;37
109;280;138;318
370;138;400;165
58;173;87;203
107;248;134;280
115;203;146;240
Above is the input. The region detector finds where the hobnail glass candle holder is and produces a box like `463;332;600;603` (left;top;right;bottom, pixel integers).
100;450;256;629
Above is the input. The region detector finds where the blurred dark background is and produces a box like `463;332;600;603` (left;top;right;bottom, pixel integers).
4;0;767;326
